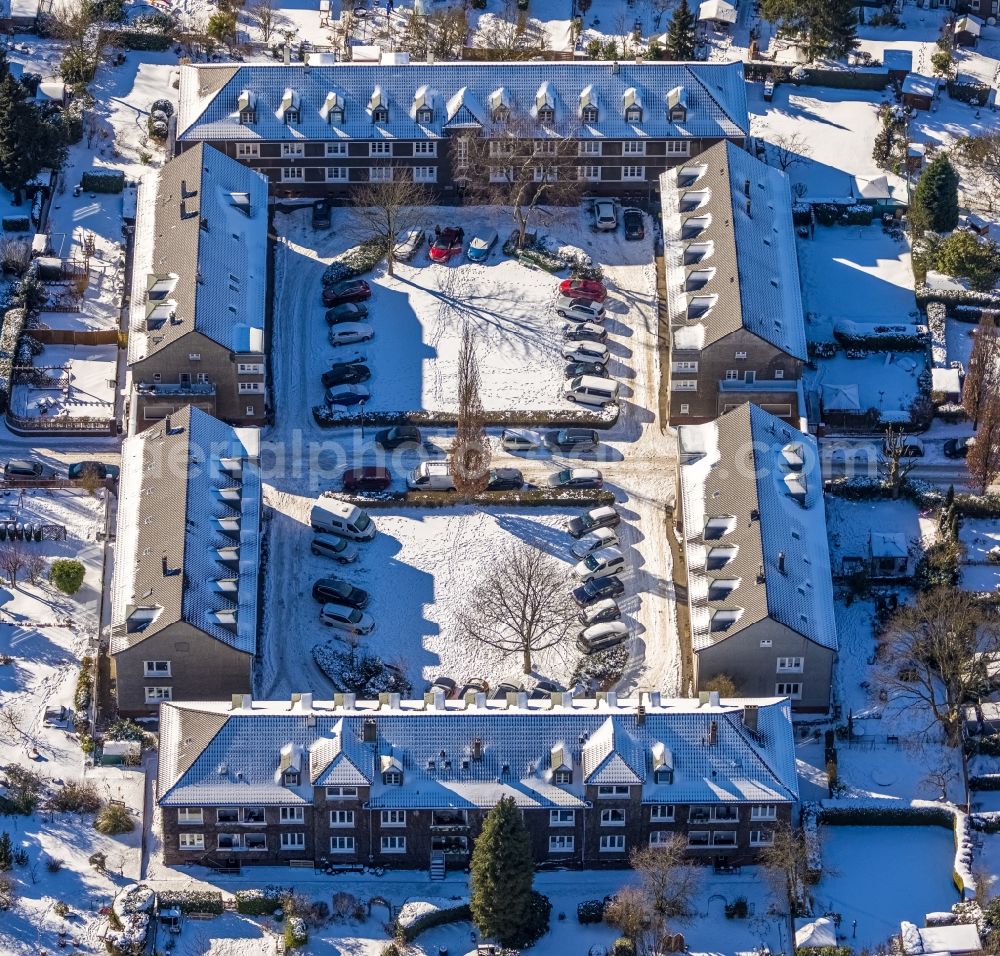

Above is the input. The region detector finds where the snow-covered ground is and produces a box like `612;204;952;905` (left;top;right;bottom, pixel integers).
827;497;938;577
11;344;117;420
806;351;927;422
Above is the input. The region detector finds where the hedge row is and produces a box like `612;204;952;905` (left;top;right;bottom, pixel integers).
970;775;1000;792
81;170;125;194
0;307;28;413
336;487;617;509
927;302;947;366
832;319;928;351
321;238;389;286
234;888;285;916
1;216;30;232
312;405;619;430
394;901;471;942
105;27;173;50
916;283;1000;312
156;890;224;915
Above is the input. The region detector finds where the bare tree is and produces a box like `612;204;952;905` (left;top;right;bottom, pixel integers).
967;394;1000;493
604;886;648;945
964;313;1000;429
456;541;578;674
449;324;490;497
348;171;431;278
460;112;584;249
247;0;278;43
759;822;811;949
475;3;546;60
880;425;918;499
769;133;813;172
879;588;997;749
0;546;25;587
25;553;46;588
48;1;109;87
398;6;468;61
957;130;1000;215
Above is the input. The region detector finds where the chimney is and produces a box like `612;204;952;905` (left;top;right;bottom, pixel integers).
777;551;786;575
743;705;759;735
388;692;401;709
433;689;446;711
515;691;528;709
343;692;356;710
709;690;721;708
606;691;618;709
474;691;487;709
299;692;313;710
472;737;484;760
612;60;620;75
230;693;251;710
708;719;718;745
647;690;661;708
283;42;291;65
637;703;646;727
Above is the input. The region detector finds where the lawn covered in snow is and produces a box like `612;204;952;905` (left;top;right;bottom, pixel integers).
826;498;937;579
10;343;116;420
806;350;927;423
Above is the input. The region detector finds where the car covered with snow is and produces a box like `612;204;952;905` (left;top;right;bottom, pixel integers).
325;384;370;407
561;341;609;365
329;323;374;346
573;546;624;581
566;505;620;538
466;228;499;262
429;227;464;262
571;527;619;558
592;199;617;231
393;227;425;261
576;620;629;654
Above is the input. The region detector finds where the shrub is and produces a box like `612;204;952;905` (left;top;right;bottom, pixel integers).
284;917;308;950
53;900;70;917
576;899;605;924
74;656;94;712
94;803;134;835
156;890;224;915
0;875;16;911
381;946;401;956
80;170;125;194
832;319;928;351
725;896;749;918
2;765;42;815
313;644;411;697
933;231;1000;291
394;899;471;942
1;216;30;233
46;857;63;873
336;487;616;510
321;237;388;286
612;939;635;956
313;404;618;431
49;781;102;813
570;645;628;687
235;888;285;916
519;890;552;947
49;559;85;595
107;27;173;50
104;718;147;744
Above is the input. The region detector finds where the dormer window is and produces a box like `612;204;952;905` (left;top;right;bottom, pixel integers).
373;106;388;124
383;769;402;786
330;106;344;123
283;770;300;786
581;105;598;122
238;89;257;125
670;104;687;122
654;768;674;785
322;91;345;125
285;108;299;124
537;106;554;124
280;87;300;125
623;87;643;124
668;85;687;123
625;105;642;123
554;769;572;784
489;86;513;123
417;106;433;123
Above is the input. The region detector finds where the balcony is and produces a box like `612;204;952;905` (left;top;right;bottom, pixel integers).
431;811;469;833
136;381;216;396
718;378;798;392
432;835;469;859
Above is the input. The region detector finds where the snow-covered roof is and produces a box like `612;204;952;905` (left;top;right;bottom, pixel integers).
902;73;937;98
175;61;749;143
901;922;982;955
111;406;262;657
661;141;807;359
795;918;837;948
128;144;268;365
854;174;892;201
698;0;737;24
158;694;798;808
678;403;838;654
883;50;913;72
932;366;961;395
822;382;861;412
955;15;983;36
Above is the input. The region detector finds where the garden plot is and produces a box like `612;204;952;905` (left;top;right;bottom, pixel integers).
826;497;938;577
814;825;959;949
959;519;1000;593
946;315;975;369
10;343;116;421
806;351;927;423
260;494;648;697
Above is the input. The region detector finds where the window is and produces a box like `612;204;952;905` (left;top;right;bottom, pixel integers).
285;109;300;124
679;404;690;415
330;836;356;853
649;831;673;847
329;106;345;124
280;832;305;850
601;809;626;827
533;166;557;182
239;382;264;394
369;167;393;182
725;370;739;381
179;833;204;850
414;141;437;156
688;831;710;847
217;809;239;824
281;143;304;157
245;405;255;416
218;833;242;850
177;808;203;825
489;140;514;157
369;141;392;156
245;833;266;850
735;351;747;359
537;106;555;124
381;810;406;827
416;106;433;123
534;140;557;155
490;167;513;183
554;769;572;784
152;373;161;383
625;106;642;123
237;363;264;375
549;834;575;852
383;770;403;786
281;167;305;182
413;166;437;183
597;785;630;798
280;806;304;824
236;143;259;158
622;165;645;181
777;657;803;673
578;165;601;182
144;686;171;703
599;834;625;852
381;835;406;853
650;805;675;822
549;809;575;827
623;141;646;155
775;369;785;379
188;353;201;361
283;770;301;786
326;786;358;798
326;167;348;182
712;831;737;847
665;141;690;156
760;640;772;648
751;805;777;820
673;361;699;373
239;109;256;125
670;106;687;123
581;105;599;123
750;830;775;846
143;661;170;677
330;810;355;827
325;142;348;157
775;682;802;700
578;140;602;155
372;106;388;123
671;380;697;391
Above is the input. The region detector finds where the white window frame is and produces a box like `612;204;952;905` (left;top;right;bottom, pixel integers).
711;830;738;847
281;143;304;158
688;830;710;848
648;830;673;847
330;810;355;827
578;164;601;182
597;785;630;798
280;167;305;182
330;836;356;853
665;141;691;156
177;808;203;825
735;351;747;359
650;805;675;822
533;165;557;182
600;808;626;827
534;139;558;155
750;829;775;846
280;831;306;850
671;380;697;391
217;833;243;850
369;166;393;182
236;143;259;158
144;686;171;703
751;805;777;820
549;834;575;852
238;382;264;394
381;835;406;853
622;140;646;155
672;361;699;373
775;369;785;379
775;682;802;700
325;142;348;157
549;809;575;827
179;832;204;849
760;639;773;648
578;140;602;155
188;353;202;361
237;363;263;375
245;405;255;416
599;834;626;852
621;165;645;181
279;806;305;824
412;166;437;183
777;657;804;673
725;369;739;381
381;810;406;827
326;166;348;182
679;403;690;415
369;141;392;156
490;166;513;183
326;786;358;798
413;141;437;156
143;660;170;677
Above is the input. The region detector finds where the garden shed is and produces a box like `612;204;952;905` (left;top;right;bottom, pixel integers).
795;917;837;949
884;49;913;83
698;0;737;27
931;367;961;403
101;740;141;765
900;920;982;954
954;15;982;49
902;73;936;111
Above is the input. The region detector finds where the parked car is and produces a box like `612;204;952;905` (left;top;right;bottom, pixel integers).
342;466;392;493
563;321;607;343
573;546;625;581
320;602;375;635
4;459;43;479
486;467;524;491
312;199;332;229
572;574;625;606
545;428;600;453
564;361;609;380
623;207;644;241
491;680;523;700
560;278;607;303
322;364;371;388
466;228;498;262
68;460;119;480
549;467;603;490
500;428;542;453
457;677;490;699
325;384;370;407
529;679;560;700
375;425;422;450
429;227;463;262
407;461;455;491
884;435;924;457
567;505;620;538
944;437;973;458
311;533;359;563
326;302;369;325
578;597;621;626
593;199;617;231
394;227;425;262
562;342;609;365
329;323;374;346
576;621;629;654
427;676;458;698
563;375;618;406
329;350;366;368
571;527;619;559
322;278;371;307
555;296;606;323
312;576;369;608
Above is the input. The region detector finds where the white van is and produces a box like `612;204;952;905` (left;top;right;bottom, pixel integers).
407;460;456;491
563;375;619;407
310;498;376;540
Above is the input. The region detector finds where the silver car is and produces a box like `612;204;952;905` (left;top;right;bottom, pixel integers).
329;322;374;346
561;341;609;365
573;546;625;581
571;527;620;559
320;602;375;635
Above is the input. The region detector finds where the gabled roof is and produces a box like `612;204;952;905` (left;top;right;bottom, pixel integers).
677;403;838;653
157;695;798;808
110;406;262;657
661;140;807;359
176;61;749;143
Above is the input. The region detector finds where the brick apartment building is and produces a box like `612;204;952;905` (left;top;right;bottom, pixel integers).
128;144;268;431
172;60;749;198
157;692;797;873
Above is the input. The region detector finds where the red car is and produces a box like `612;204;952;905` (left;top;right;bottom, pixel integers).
322;279;371;308
560;278;607;303
342;466;392;493
429;227;463;262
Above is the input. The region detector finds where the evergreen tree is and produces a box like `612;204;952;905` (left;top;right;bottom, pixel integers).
818;0;857;61
911;154;960;235
664;0;696;61
470;796;534;947
761;0;857;62
0;74;61;204
0;832;13;872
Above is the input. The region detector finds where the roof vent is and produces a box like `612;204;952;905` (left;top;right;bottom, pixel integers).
230;693;251;710
363;718;377;743
777;551;786;574
472;737;484;760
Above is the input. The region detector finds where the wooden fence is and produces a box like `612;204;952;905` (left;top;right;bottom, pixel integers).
4;411;117;436
29;328;121;347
